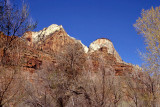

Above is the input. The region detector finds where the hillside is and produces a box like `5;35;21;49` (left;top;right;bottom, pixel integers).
0;24;142;107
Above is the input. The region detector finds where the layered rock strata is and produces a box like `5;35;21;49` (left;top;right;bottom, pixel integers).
0;24;140;74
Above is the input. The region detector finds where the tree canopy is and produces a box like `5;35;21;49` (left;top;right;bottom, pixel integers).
134;6;160;75
134;6;160;107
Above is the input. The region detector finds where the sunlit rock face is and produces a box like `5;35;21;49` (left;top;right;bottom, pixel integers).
22;24;88;53
0;24;141;75
21;24;140;74
89;38;122;63
23;24;63;43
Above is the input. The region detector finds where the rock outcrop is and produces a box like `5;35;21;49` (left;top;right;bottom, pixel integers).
23;24;63;44
89;38;122;63
0;24;140;75
0;24;142;107
22;24;88;53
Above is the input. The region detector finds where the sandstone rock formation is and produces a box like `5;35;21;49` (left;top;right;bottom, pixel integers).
0;24;140;75
0;24;142;107
22;24;88;53
89;38;122;63
23;24;63;44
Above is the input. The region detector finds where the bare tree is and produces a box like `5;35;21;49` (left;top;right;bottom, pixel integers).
0;0;37;37
0;0;37;66
75;54;124;107
0;67;24;107
134;6;160;107
22;42;87;107
55;42;86;78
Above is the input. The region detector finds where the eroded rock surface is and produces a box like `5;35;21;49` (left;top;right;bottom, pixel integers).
0;24;142;107
0;24;140;75
89;38;122;63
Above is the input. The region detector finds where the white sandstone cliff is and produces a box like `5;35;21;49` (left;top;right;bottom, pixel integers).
23;24;63;43
89;38;123;63
22;24;89;53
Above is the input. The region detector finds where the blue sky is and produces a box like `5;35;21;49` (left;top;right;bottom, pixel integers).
25;0;160;66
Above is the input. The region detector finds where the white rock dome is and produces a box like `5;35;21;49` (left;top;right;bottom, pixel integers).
89;38;122;63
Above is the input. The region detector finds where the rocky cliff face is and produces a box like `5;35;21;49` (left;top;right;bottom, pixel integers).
23;24;63;44
22;24;88;53
22;24;122;64
89;38;122;63
21;24;140;74
0;24;140;74
0;24;142;107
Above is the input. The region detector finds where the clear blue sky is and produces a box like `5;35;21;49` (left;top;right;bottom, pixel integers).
25;0;160;66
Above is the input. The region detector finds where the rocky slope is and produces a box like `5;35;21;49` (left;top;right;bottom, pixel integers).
0;24;142;107
0;24;140;74
89;38;122;63
21;24;139;74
